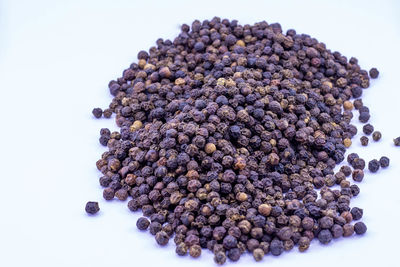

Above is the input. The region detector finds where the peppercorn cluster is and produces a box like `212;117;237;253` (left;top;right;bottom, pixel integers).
90;18;383;264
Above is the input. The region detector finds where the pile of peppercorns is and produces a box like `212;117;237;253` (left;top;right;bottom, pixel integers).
87;18;392;264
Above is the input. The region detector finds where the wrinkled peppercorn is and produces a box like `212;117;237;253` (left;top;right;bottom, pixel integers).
136;217;150;230
394;137;400;146
352;169;364;182
360;136;369;146
362;124;374;135
368;159;380;173
85;201;100;214
379;156;390;168
372;131;382;141
369;68;379;79
354;222;367;235
92;108;103;118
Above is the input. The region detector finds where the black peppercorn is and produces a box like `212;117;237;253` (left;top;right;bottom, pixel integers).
360;136;369;146
368;159;380;173
369;68;379;79
92;108;103;118
372;131;382;141
394;137;400;146
379;156;390;168
85;201;100;214
136;217;150;230
354;222;367;235
362;124;374;135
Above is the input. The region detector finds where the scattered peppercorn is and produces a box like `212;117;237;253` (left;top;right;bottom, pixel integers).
89;18;377;264
354;222;367;235
368;159;380;173
360;136;369;146
350;207;363;221
189;245;202;258
369;68;379;79
394;137;400;146
372;131;382;141
85;201;100;214
362;124;374;135
379;156;390;168
92;108;103;118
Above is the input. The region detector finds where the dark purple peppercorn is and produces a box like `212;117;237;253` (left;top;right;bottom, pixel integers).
92;108;103;118
352;169;364;182
350;207;363;221
354;222;367;235
270;239;284;256
85;201;100;214
155;231;169;246
318;229;333;244
369;68;379;79
362;124;374;135
136;217;150;230
340;166;352;177
379;156;390;168
352;158;366;170
394;137;400;146
368;159;380;173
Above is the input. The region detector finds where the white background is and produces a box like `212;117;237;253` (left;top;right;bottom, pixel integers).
1;0;400;266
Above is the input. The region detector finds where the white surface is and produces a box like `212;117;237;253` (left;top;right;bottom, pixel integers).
1;0;400;266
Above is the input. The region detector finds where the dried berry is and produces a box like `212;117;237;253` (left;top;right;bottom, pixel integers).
189;245;202;258
92;108;103;118
136;217;150;230
318;230;333;244
352;169;364;182
372;131;382;141
362;124;374;135
155;231;169;246
379;156;390;168
354;222;367;235
369;68;379;79
360;136;369;146
350;207;363;221
368;159;380;173
394;137;400;146
253;248;264;262
85;201;100;214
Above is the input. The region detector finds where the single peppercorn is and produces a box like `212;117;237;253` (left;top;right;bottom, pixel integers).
354;222;367;235
362;124;374;135
189;245;202;258
343;224;355;237
368;159;380;173
176;242;188;256
343;138;352;148
369;68;379;78
394;137;400;146
85;201;100;214
379;156;390;168
136;217;150;230
372;131;382;141
253;248;264;262
318;230;333;244
352;169;364;182
360;136;369;146
92;108;103;118
155;231;169;246
350;207;363;221
214;251;226;265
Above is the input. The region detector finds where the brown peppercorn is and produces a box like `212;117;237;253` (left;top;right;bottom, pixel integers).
103;187;115;200
189;245;202;258
205;143;216;154
258;203;272;216
155;231;169;246
92;108;103;118
343;101;354;110
176;242;188;256
369;67;379;79
343;224;355;237
343;138;352;148
372;131;382;141
352;169;364;182
298;236;310;252
253;248;264;262
360;136;369;146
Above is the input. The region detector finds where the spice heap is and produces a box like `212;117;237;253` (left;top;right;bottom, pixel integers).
90;18;385;264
